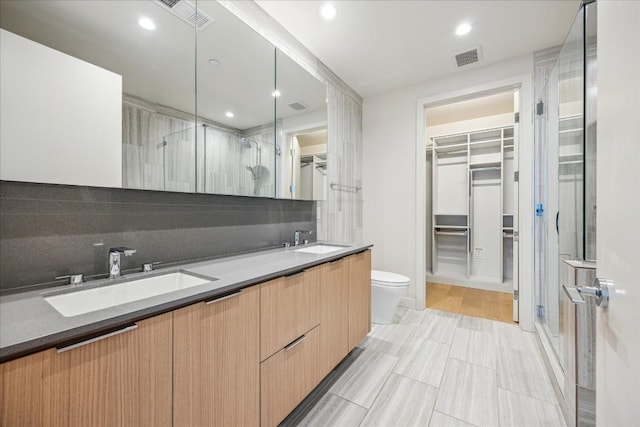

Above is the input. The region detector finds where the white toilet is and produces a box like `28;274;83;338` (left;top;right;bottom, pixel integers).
371;270;410;324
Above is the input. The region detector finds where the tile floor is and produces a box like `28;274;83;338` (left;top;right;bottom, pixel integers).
282;307;565;427
426;283;514;324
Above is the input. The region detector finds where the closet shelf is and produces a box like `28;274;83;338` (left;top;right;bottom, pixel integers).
559;128;584;134
434;143;468;153
431;123;516;287
470;161;501;169
469;138;502;148
437;256;468;262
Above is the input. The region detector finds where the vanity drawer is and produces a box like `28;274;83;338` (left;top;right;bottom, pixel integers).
260;267;320;360
260;325;322;427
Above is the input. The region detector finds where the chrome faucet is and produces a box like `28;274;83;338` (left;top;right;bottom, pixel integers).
109;247;137;279
294;230;313;246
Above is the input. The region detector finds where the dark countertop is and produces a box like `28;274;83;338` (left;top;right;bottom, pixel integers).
0;242;372;363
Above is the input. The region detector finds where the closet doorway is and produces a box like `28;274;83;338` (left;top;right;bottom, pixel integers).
425;90;519;323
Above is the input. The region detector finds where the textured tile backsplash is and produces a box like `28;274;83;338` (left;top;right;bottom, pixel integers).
0;181;316;292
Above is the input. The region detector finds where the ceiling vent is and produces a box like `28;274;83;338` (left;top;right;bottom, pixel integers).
288;102;309;111
152;0;214;31
455;46;482;67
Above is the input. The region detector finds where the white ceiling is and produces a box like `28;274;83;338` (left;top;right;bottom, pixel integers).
256;0;581;97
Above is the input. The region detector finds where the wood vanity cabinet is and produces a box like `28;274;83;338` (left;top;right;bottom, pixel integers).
318;258;349;377
0;313;173;427
348;250;372;350
259;267;322;427
260;267;320;361
45;313;173;427
0;248;371;427
173;285;260;427
260;325;321;427
0;349;46;427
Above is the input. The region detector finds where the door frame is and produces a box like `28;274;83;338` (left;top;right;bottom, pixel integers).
278;120;327;199
415;74;534;331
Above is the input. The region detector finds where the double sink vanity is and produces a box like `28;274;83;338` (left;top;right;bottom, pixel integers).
0;242;372;426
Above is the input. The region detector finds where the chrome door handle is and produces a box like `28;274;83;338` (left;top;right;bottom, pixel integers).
563;277;610;308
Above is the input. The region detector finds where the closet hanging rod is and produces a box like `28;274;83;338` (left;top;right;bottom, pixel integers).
470;166;501;172
330;182;361;192
435;230;468;236
559;160;583;165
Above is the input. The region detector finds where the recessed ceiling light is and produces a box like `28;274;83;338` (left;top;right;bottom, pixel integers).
225;111;235;118
208;58;221;67
138;17;156;31
456;22;472;36
321;3;337;20
272;90;281;97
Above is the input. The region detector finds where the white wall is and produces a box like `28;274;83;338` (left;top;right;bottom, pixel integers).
363;54;534;329
0;29;122;187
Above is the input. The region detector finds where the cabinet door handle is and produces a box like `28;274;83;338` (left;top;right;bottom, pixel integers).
284;270;305;278
56;324;138;353
205;290;241;305
330;258;344;264
284;334;307;351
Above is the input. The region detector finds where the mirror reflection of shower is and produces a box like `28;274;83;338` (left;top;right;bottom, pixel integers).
240;137;270;196
165;124;282;197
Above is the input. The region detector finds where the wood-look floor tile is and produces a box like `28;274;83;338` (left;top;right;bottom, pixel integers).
295;393;367;427
426;283;515;324
497;388;566;427
415;310;460;344
429;411;477;427
446;285;466;298
393;337;450;387
496;346;557;404
498;299;514;323
330;349;398;409
450;327;497;369
435;359;499;426
482;292;505;321
360;373;438;427
361;323;417;357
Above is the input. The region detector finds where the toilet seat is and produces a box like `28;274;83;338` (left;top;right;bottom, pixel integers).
371;270;410;287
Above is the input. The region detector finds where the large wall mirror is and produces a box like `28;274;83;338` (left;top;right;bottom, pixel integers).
275;50;328;200
0;0;328;200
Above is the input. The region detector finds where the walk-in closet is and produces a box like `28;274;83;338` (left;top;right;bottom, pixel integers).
425;90;519;322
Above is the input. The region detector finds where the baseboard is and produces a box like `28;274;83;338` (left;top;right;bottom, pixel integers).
426;272;512;293
399;296;417;310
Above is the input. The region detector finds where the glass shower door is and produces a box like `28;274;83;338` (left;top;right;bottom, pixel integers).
163;126;197;193
534;2;597;424
556;10;585;368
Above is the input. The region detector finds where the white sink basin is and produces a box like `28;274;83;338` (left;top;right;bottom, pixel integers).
294;244;345;254
45;271;215;317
